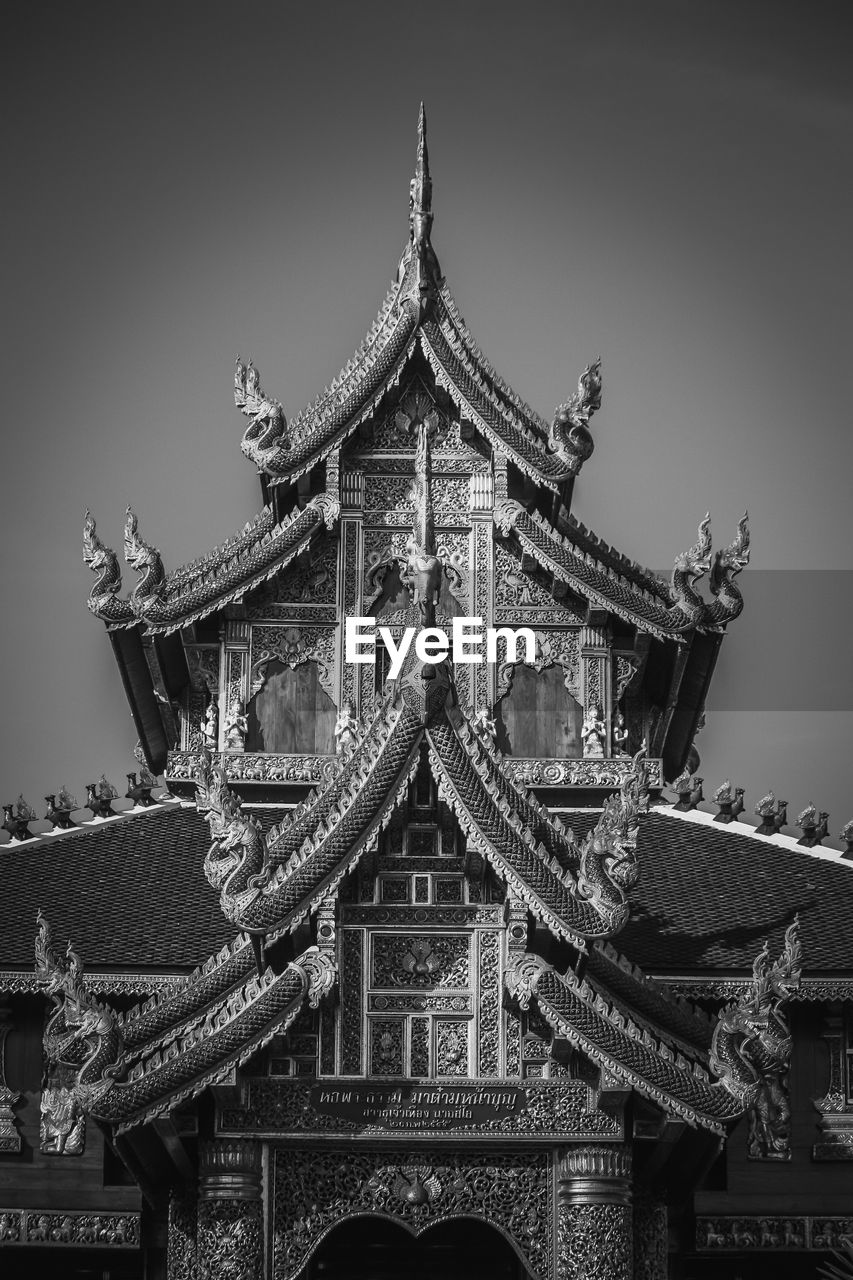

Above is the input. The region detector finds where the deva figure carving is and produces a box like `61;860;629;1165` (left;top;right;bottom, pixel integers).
710;917;802;1158
35;912;123;1153
548;358;602;474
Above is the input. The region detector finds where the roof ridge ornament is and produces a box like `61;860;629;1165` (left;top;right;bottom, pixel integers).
669;514;712;624
398;103;442;314
548;358;603;475
124;508;166;611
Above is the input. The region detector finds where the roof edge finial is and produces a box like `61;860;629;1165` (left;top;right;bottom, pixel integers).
409;102;436;272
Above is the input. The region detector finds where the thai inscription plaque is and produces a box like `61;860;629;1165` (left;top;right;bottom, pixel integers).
219;1078;623;1143
311;1082;521;1128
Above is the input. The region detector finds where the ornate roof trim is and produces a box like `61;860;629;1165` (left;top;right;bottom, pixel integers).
425;709;641;947
651;974;853;1003
199;702;425;938
493;500;708;639
656;802;853;868
86;496;339;634
0;969;184;997
586;941;714;1054
106;949;333;1133
506;953;740;1134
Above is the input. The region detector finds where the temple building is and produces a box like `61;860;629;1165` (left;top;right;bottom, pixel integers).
1;108;852;1280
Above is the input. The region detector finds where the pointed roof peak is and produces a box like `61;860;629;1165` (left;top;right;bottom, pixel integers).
409;102;433;251
413;102;431;215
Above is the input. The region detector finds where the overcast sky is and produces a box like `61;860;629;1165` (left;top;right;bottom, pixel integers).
2;1;851;841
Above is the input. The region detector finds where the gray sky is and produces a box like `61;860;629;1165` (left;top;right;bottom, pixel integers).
2;1;851;839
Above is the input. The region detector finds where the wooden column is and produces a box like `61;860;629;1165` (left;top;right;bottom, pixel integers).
556;1144;633;1280
196;1140;263;1280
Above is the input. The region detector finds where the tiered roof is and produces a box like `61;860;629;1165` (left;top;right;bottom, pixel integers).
82;107;749;649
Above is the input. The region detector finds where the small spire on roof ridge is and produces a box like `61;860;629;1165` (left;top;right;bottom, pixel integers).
412;102;432;221
400;102;442;303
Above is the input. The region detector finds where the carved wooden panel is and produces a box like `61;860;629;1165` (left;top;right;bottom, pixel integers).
246;661;336;755
495;665;583;757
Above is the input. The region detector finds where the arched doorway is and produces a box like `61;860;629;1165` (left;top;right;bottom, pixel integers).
305;1215;532;1280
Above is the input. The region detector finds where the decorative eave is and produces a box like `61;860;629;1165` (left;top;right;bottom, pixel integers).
506;953;740;1135
102;949;333;1134
233;108;602;491
86;494;339;636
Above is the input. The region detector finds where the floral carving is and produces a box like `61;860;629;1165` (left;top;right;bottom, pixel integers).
435;1021;468;1075
372;935;469;989
198;1198;263;1280
558;1203;632;1280
477;931;500;1077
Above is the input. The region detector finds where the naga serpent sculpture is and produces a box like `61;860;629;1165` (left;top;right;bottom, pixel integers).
705;512;751;627
548;359;603;475
576;760;642;927
195;749;269;953
669;513;713;626
83;510;133;625
36;913;124;1147
710;917;802;1153
124;507;166;609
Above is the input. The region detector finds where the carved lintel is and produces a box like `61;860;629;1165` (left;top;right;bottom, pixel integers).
0;1209;140;1246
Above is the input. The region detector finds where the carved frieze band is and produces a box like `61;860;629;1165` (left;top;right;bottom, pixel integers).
0;1209;140;1247
272;1148;553;1280
166;750;339;784
697;1216;853;1251
502;758;663;788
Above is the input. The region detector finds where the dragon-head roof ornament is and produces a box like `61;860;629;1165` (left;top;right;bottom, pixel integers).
124;508;166;607
710;917;802;1120
236;356;289;467
669;514;712;623
82;510;131;623
35;912;123;1116
548;358;602;475
83;510;122;598
707;512;750;626
195;749;270;939
575;760;644;933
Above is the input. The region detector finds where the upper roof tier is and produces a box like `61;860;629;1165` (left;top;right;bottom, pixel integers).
235;105;604;490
